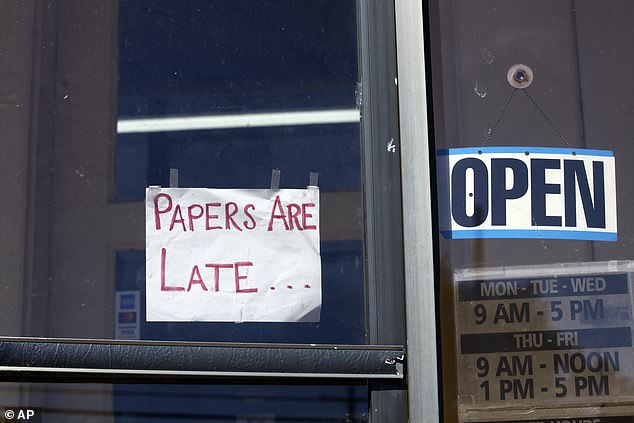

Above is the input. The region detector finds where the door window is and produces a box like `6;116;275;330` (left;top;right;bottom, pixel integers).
0;0;405;421
429;1;634;421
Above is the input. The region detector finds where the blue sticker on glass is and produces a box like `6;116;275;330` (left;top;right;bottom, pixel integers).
120;294;136;310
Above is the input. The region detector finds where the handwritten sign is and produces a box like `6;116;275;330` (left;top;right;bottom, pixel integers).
145;187;321;322
437;147;617;241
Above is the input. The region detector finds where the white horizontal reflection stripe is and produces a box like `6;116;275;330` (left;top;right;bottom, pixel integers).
117;109;361;134
0;366;402;379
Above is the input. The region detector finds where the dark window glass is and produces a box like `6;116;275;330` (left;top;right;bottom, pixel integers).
0;0;403;419
117;0;359;117
1;0;364;344
115;125;360;201
431;1;634;421
115;240;365;343
0;383;368;422
112;0;364;344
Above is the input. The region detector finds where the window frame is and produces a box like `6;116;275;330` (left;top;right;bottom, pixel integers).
0;337;403;382
394;0;442;421
0;0;443;421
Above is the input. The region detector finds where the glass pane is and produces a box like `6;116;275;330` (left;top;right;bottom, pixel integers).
117;0;358;117
115;125;360;201
431;1;634;421
1;1;364;343
0;383;368;422
116;241;364;343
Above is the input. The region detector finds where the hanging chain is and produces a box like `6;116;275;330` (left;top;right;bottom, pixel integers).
522;88;571;148
482;87;570;148
483;89;518;146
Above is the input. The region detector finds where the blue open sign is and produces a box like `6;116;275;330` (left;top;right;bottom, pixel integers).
437;147;617;241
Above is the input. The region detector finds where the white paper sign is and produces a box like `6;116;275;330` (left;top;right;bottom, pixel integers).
437;147;617;241
145;187;321;322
